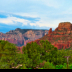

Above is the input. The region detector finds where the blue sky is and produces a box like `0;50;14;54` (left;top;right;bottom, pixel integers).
0;0;72;33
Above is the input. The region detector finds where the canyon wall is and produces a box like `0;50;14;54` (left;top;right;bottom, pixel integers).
0;28;49;47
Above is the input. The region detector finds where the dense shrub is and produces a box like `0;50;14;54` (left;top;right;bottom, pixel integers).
0;40;72;69
43;61;55;69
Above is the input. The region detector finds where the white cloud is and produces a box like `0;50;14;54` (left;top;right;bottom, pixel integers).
30;15;72;29
13;11;72;29
1;10;72;30
14;12;39;18
0;15;31;26
30;16;58;28
30;20;57;29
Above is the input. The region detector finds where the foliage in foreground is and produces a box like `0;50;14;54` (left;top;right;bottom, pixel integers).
0;40;72;69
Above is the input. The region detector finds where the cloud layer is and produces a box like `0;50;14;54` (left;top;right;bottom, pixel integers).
0;0;72;33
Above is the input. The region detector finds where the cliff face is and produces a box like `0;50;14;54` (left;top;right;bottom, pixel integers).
28;22;72;50
58;22;72;31
0;28;49;47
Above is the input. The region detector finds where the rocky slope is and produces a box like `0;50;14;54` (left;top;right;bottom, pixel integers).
28;22;72;50
0;28;49;47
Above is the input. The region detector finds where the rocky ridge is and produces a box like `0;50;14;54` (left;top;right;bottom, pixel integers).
0;28;49;47
28;22;72;50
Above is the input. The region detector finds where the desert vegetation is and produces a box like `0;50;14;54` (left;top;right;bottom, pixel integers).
0;40;72;69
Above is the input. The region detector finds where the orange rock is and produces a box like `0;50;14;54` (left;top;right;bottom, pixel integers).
27;22;72;50
58;22;72;31
48;28;52;34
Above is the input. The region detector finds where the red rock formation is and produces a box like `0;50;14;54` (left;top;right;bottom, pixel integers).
2;22;72;52
28;22;72;50
0;29;48;47
55;28;58;31
48;28;52;34
52;41;70;49
57;22;72;31
16;22;72;53
0;29;48;53
24;39;32;46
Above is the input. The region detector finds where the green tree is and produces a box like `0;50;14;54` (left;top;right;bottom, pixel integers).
22;40;59;68
39;40;58;65
0;40;17;69
22;42;41;68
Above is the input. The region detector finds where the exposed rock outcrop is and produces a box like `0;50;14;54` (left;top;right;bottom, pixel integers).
48;28;52;34
58;22;72;31
0;28;49;52
28;22;72;50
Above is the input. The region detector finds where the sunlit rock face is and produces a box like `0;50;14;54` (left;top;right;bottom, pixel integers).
28;22;72;50
0;28;49;47
58;22;72;31
48;28;52;34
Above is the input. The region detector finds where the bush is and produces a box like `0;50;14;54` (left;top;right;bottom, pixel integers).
62;63;67;69
69;64;72;69
56;65;63;69
19;64;27;69
43;61;55;69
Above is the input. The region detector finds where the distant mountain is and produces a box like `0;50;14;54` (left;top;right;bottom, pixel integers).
0;28;49;47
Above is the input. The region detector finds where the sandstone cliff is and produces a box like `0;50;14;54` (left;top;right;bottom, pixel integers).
0;28;49;47
27;22;72;50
